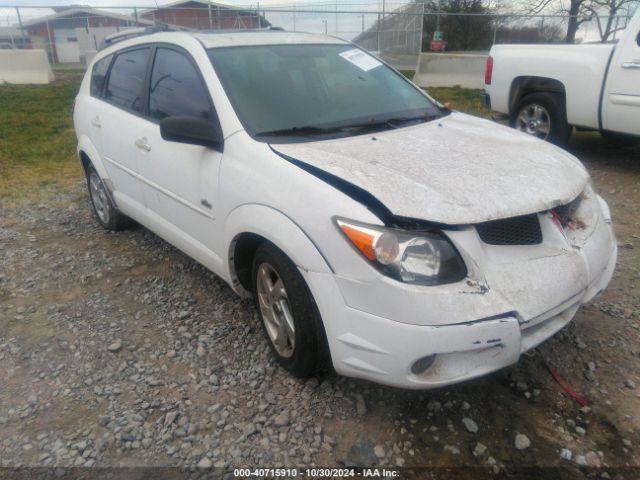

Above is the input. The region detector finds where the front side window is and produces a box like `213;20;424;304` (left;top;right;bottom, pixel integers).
90;54;112;97
149;48;211;121
208;44;446;142
105;48;150;112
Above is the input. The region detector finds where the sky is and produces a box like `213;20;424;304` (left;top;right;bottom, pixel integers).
0;0;636;42
0;0;407;39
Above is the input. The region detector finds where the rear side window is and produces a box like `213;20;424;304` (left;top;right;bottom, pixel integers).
90;54;112;97
149;48;211;121
105;48;150;112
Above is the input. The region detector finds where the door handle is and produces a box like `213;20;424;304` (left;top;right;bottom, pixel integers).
134;138;151;152
90;116;101;128
622;61;640;69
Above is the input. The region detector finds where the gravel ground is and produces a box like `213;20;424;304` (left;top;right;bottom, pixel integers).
1;132;639;478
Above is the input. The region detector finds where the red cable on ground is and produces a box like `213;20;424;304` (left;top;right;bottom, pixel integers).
543;357;589;407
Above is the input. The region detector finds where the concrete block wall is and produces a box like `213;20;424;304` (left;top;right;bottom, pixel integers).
0;49;54;84
412;53;488;89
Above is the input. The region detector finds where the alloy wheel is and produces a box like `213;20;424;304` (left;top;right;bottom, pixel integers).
256;262;296;358
89;171;110;224
515;104;551;140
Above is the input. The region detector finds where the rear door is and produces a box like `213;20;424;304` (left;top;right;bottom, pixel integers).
99;46;151;215
603;16;640;135
136;45;224;267
80;53;113;157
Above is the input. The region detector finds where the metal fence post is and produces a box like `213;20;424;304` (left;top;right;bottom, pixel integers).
15;7;26;42
377;12;381;53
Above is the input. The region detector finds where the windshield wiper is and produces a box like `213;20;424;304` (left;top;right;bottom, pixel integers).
255;113;443;138
254;125;342;137
342;113;443;131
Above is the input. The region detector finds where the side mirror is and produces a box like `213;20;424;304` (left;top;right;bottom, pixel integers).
160;116;223;150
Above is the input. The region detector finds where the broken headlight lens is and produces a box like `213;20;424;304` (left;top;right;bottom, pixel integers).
336;218;467;286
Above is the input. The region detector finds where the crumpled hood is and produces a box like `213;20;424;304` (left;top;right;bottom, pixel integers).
271;112;589;225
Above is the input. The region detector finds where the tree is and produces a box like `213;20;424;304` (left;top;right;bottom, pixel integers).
495;21;564;43
584;0;638;41
416;0;497;51
526;0;591;43
525;0;639;43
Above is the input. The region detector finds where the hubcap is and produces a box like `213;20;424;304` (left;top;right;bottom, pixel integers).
516;104;551;139
89;172;110;224
256;263;295;358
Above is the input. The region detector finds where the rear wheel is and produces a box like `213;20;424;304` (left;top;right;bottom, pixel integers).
512;92;571;146
85;164;132;231
252;242;328;377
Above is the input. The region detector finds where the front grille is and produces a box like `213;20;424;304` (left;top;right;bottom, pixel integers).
476;214;543;246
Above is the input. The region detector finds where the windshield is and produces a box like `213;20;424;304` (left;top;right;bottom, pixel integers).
207;43;446;142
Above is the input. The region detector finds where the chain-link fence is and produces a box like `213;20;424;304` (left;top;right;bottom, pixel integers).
0;3;636;69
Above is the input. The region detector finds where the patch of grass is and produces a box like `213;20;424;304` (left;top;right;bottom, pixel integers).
0;77;82;200
427;87;490;119
398;70;490;118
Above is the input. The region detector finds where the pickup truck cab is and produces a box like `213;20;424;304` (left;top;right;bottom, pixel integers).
484;7;640;145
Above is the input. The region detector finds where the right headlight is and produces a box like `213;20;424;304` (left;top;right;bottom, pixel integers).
335;218;467;286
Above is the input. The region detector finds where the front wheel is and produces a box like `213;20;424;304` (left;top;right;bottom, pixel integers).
511;92;572;146
252;242;328;377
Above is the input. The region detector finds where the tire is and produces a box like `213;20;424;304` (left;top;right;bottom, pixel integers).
601;131;640;147
511;92;572;146
85;164;132;231
252;242;328;377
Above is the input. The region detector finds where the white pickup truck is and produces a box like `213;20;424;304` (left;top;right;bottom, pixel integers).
483;7;640;145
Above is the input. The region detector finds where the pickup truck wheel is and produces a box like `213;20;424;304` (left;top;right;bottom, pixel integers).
512;93;571;146
86;164;132;231
252;242;328;378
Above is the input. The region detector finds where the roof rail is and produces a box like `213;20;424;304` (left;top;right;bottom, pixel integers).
101;24;187;50
197;26;286;34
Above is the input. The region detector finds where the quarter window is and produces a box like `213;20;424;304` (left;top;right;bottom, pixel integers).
105;48;150;112
90;54;112;97
149;48;211;121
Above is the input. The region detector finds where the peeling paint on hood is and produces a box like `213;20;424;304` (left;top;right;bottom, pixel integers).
271;112;589;225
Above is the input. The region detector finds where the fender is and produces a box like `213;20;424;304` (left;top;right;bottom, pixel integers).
223;204;332;295
77;134;109;181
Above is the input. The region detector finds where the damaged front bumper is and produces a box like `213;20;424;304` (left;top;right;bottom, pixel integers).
303;195;617;389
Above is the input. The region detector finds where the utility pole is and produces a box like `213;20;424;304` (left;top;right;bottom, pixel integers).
322;19;327;34
335;0;338;35
208;0;213;29
361;14;364;33
293;4;296;31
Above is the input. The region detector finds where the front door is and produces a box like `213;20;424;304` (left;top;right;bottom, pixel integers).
137;46;224;270
603;16;640;135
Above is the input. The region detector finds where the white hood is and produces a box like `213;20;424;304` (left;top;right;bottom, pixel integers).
271;112;589;225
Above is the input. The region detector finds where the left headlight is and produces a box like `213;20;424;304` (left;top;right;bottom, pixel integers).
335;218;467;286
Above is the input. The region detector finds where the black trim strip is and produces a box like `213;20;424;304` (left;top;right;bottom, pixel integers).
598;45;617;131
270;146;394;224
269;146;461;231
